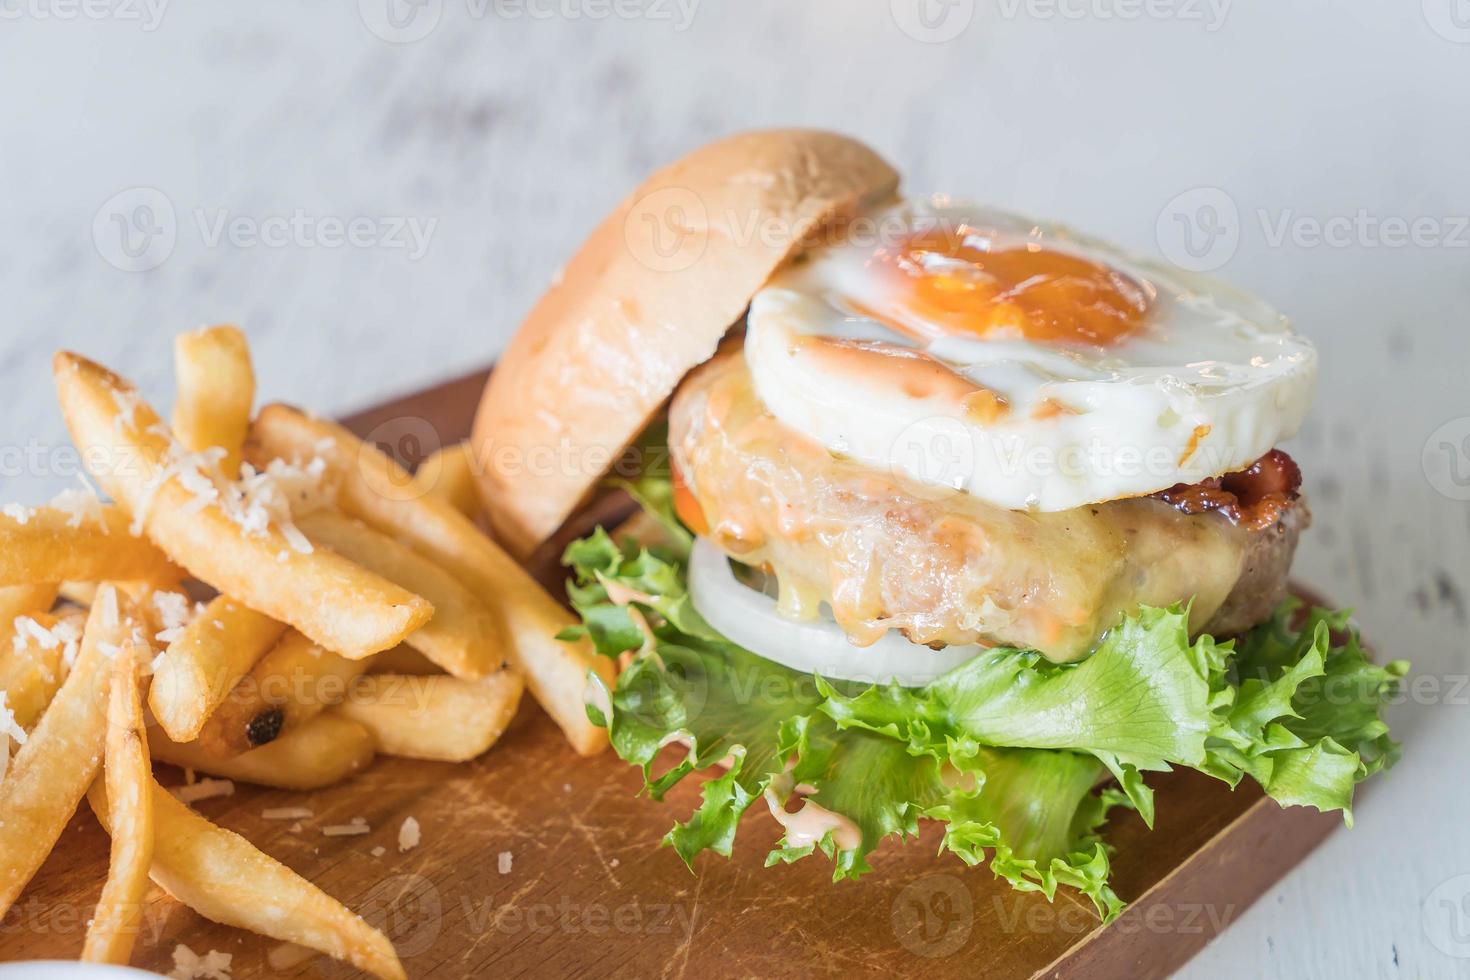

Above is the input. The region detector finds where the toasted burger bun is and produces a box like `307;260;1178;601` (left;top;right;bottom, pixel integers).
472;129;900;558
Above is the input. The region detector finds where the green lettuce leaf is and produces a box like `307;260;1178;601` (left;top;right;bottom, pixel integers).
565;479;1405;922
1224;602;1407;824
931;747;1129;920
606;473;693;559
606;418;693;559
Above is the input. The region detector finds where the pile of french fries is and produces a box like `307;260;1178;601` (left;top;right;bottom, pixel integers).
0;327;613;977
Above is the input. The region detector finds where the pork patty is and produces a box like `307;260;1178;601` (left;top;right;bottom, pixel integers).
670;351;1306;662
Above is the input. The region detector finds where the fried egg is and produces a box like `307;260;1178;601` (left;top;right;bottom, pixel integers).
743;199;1317;511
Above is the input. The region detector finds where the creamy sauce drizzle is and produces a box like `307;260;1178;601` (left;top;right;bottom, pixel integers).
764;772;862;852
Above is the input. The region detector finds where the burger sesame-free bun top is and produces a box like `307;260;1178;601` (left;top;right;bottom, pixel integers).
472;129;900;558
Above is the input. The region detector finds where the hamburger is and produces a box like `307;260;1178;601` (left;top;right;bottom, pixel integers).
472;130;1404;919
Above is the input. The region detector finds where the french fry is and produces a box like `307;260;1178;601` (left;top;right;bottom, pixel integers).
89;775;405;980
58;581;98;606
53;353;432;658
0;505;179;587
194;629;371;757
413;440;482;519
335;670;524;762
82;648;154;964
149;597;286;742
0;610;84;730
172;325;255;478
0;587;139;918
57;580;187;612
297;509;504;680
149;712;375;790
0;583;59;624
247;405;613;756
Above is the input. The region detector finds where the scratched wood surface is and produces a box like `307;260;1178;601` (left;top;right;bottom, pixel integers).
0;369;1342;979
1;6;1466;977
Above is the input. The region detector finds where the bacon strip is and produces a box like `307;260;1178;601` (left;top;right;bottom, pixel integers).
1154;449;1303;531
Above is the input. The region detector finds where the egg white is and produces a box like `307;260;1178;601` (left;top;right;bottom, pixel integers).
743;198;1317;511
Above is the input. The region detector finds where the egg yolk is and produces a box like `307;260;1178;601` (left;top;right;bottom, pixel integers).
878;228;1150;346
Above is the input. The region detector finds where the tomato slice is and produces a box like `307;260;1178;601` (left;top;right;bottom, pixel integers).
671;459;710;536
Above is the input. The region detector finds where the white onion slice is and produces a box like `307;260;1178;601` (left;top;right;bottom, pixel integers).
687;537;982;688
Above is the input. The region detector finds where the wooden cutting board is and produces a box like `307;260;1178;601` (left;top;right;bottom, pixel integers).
0;367;1341;979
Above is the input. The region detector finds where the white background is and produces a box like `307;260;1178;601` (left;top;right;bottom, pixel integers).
1;2;1467;976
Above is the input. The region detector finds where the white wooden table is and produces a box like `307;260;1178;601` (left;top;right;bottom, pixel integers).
2;4;1467;977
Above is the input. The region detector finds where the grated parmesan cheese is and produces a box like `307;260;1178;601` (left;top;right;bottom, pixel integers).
48;487;105;529
13;617;55;651
54;620;82;671
370;846;386;858
322;816;370;837
0;694;23;743
262;806;314;820
398;816;420;852
13;615;82;673
152;591;195;634
169;943;232;980
119;413;333;552
111;386;142;434
498;851;512;875
171;778;235;804
96;584;120;629
1;503;35;525
227;456;333;554
0;693;26;782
